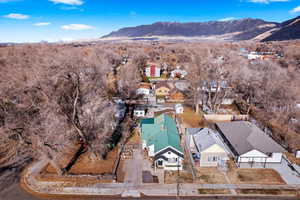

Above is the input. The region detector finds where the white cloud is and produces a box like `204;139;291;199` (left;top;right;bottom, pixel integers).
248;0;290;3
49;0;83;5
61;24;94;30
290;6;300;13
34;22;51;26
4;13;29;19
219;17;236;21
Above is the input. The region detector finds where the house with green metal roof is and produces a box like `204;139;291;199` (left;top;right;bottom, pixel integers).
140;114;184;170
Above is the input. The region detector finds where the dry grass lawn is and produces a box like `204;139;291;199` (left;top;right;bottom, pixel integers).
225;159;285;185
164;171;194;184
68;148;119;174
37;174;113;186
218;104;241;115
178;106;206;128
195;167;227;184
45;147;119;175
228;168;285;185
116;159;125;183
198;189;231;194
164;168;228;184
285;152;300;166
126;129;140;145
236;189;298;196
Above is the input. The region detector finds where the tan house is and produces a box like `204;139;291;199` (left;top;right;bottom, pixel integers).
155;82;171;97
187;128;229;167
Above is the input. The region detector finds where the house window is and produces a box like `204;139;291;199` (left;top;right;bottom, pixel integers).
157;160;163;166
168;151;171;155
208;156;219;162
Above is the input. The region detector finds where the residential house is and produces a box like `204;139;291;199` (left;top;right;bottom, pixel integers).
155;82;171;97
202;80;230;93
145;64;161;78
216;121;285;168
134;106;147;118
140;114;184;170
248;52;262;60
170;66;188;79
175;104;184;114
295;150;300;158
136;83;152;96
187;128;229;167
168;89;185;102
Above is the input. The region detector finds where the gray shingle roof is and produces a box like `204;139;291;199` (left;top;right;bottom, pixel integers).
187;128;228;153
216;121;285;156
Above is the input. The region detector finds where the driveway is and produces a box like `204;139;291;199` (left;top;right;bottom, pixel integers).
266;157;300;185
124;149;143;186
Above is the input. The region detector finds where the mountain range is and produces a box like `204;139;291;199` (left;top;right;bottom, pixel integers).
103;16;300;42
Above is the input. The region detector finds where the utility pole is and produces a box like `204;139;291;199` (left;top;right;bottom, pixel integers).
176;156;180;199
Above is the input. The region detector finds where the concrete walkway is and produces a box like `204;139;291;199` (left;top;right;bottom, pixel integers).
22;156;300;198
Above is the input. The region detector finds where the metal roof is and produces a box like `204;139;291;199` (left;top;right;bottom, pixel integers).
140;114;183;154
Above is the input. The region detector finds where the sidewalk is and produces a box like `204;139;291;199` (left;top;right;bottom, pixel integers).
22;156;300;198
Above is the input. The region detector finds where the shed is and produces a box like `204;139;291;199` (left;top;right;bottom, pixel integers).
175;104;184;114
134;106;146;118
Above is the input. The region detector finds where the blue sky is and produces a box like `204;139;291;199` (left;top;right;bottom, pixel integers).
0;0;299;43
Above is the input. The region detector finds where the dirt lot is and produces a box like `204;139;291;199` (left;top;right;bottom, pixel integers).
228;168;285;185
195;167;228;184
224;159;286;185
178;106;206;128
164;171;194;184
45;147;119;175
164;168;227;184
70;148;119;174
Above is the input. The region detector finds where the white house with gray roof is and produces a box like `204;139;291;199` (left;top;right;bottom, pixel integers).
187;128;229;167
216;121;285;168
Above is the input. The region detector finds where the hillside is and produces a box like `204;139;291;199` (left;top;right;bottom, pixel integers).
262;16;300;41
103;18;279;41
